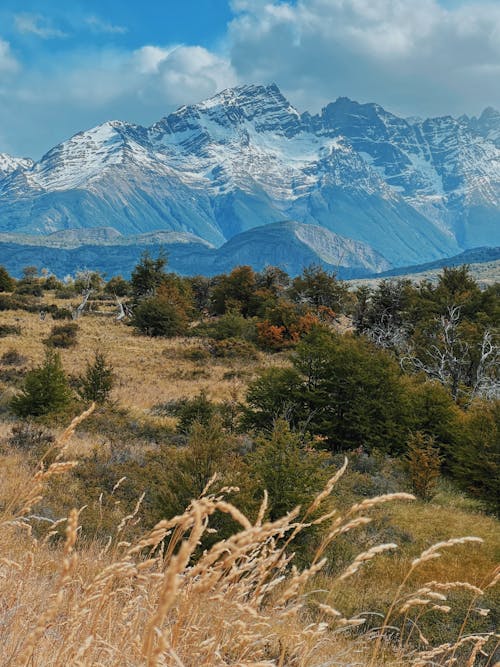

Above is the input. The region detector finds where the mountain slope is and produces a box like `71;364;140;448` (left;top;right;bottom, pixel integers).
0;84;499;275
0;222;390;279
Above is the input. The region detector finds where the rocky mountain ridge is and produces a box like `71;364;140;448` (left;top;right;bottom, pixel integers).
1;84;499;276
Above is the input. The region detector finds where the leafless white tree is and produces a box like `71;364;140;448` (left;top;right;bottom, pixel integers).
402;305;499;401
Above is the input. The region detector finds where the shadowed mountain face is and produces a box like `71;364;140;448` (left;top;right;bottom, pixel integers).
0;83;499;276
0;222;390;279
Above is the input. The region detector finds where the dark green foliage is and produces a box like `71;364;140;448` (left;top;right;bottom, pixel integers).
245;329;410;453
51;307;73;320
290;264;350;312
242;367;304;431
132;296;187;337
177;391;217;434
0;265;14;292
14;281;43;297
194;312;257;341
247;419;331;521
451;400;500;514
77;352;115;405
45;322;79;348
0;323;21;337
10;349;72;417
105;275;130;297
131;250;167;300
210;265;258;316
55;287;78;300
406;380;461;456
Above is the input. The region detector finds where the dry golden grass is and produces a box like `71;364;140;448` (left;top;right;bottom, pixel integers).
0;411;498;667
0;306;284;409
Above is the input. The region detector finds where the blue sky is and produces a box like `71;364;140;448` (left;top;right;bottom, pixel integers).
1;0;499;157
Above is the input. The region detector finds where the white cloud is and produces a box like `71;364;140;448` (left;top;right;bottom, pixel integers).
4;0;500;158
228;0;500;117
0;43;237;156
85;16;128;35
14;13;67;39
0;39;19;74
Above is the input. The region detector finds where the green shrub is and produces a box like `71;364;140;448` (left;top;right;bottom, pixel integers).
0;323;21;337
8;422;55;457
132;297;187;337
55;287;77;299
45;322;79;348
177;391;216;434
51;307;74;320
0;265;14;292
1;348;27;366
451;400;500;514
10;349;72;417
14;282;44;297
207;337;259;360
77;352;115;405
244;329;411;453
194;312;257;341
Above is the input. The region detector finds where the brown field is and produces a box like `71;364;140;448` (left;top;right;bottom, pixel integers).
0;303;284;409
0;302;499;666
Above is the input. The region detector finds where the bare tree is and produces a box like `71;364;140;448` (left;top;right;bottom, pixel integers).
402;305;499;401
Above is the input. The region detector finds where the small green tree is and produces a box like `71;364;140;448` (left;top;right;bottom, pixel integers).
131;250;167;300
247;419;331;521
78;352;115;404
177;391;216;434
105;275;130;297
0;265;14;292
11;349;72;417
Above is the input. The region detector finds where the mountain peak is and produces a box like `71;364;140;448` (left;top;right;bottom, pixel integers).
152;82;302;143
480;106;500;122
0;152;34;176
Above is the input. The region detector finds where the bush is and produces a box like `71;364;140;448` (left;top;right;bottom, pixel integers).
10;349;72;417
244;329;411;453
247;419;331;522
132;297;187;337
14;282;44;297
1;348;27;366
0;265;14;292
406;431;442;501
451;400;500;514
0;323;21;337
45;322;79;348
8;422;55;456
207;337;259;360
55;287;77;299
51;307;74;320
194;312;257;341
0;294;29;311
177;391;217;434
77;352;115;404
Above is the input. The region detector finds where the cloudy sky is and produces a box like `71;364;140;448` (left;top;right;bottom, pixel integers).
1;0;499;158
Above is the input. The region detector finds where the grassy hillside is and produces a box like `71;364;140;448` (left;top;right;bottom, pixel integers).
0;269;498;666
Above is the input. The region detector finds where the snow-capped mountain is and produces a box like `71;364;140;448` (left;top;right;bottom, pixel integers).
0;153;33;178
0;83;499;276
